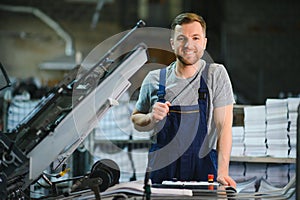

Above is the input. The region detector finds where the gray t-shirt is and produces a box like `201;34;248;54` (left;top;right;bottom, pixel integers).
135;59;235;149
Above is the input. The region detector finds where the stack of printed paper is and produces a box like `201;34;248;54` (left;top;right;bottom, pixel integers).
266;164;290;187
243;105;267;156
287;97;300;158
229;162;245;182
244;163;267;192
265;99;289;158
231;126;245;156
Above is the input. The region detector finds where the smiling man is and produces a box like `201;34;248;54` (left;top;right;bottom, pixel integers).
131;12;236;188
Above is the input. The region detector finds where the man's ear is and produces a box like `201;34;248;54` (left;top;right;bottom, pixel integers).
170;38;174;50
203;37;207;50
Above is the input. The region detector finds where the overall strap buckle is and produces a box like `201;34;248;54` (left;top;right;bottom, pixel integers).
198;90;208;100
157;68;167;103
198;63;209;100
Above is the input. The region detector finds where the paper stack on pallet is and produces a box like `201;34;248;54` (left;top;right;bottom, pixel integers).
287;97;300;158
243;105;267;156
266;164;290;187
265;99;289;158
231;126;245;156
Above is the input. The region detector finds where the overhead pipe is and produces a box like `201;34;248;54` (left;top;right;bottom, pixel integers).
91;0;105;29
0;4;75;56
91;0;113;29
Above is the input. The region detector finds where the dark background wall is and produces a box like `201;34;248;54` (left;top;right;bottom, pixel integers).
0;0;299;104
221;0;300;104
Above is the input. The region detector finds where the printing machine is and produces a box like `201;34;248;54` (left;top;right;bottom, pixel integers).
0;20;148;199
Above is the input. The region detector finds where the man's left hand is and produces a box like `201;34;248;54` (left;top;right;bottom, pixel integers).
217;175;236;188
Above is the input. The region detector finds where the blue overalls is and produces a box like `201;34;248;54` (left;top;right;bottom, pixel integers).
148;64;218;184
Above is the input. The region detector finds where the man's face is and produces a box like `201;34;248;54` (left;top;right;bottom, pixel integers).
170;21;207;66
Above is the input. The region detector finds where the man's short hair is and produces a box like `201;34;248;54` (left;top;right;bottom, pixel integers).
171;13;206;36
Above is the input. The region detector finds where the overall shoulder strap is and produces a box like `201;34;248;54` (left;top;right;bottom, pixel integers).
201;63;210;85
199;63;210;100
157;68;167;103
198;63;210;128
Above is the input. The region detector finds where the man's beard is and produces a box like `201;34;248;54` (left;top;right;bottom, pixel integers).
176;54;200;66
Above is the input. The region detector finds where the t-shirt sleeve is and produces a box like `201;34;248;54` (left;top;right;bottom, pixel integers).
212;64;235;107
135;71;159;113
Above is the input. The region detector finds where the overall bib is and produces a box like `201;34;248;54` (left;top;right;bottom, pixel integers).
148;64;218;184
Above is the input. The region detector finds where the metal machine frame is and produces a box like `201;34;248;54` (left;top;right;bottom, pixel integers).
0;20;147;199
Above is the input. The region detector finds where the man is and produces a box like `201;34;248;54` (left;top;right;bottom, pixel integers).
131;13;236;187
